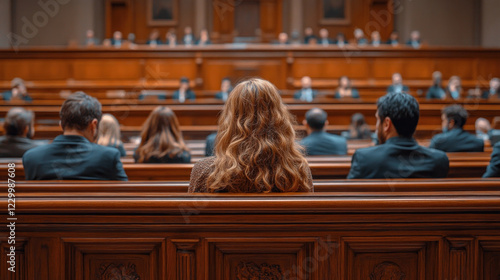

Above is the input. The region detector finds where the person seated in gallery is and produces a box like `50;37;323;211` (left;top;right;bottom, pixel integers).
334;33;348;47
22;92;128;180
165;29;177;47
483;142;500;178
196;29;211;45
353;28;368;46
406;30;421;48
3;78;32;102
347;93;449;179
335;76;359;99
426;71;446;99
482;77;500;99
303;27;317;44
370;31;382;47
205;132;217;157
429;104;484;152
341;113;372;140
215;77;232;102
172;77;196;102
274;32;290;45
387;73;409;94
189;78;313;193
97;114;126;157
147;29;162;46
0;108;41;157
134;106;191;164
317;28;333;46
446;76;462;100
127;33;136;45
294;76;318;102
85;29;99;46
386;31;399;46
110;31;123;47
475;118;491;141
300;108;347;156
183;26;195;46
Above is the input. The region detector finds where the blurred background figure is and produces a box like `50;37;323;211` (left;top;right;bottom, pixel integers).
276;32;289;45
387;31;399;46
147;29;162;46
426;71;446;99
0;107;40;157
197;29;211;45
353;28;367;45
475;118;491;141
300;108;347;156
387;73;409;94
215;77;232;102
482;77;500;99
166;29;177;47
3;78;32;102
318;28;332;46
371;31;381;46
183;26;194;45
85;29;98;46
335;76;359;98
334;33;348;47
407;30;421;48
111;31;123;47
447;76;462;100
304;27;316;44
294;76;318;102
342;113;372;140
97;114;126;157
172;77;196;102
127;33;136;44
134;106;191;163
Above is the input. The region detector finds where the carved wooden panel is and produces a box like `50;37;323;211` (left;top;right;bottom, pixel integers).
207;238;317;280
168;239;200;280
341;237;440;280
0;239;26;280
63;238;165;280
478;238;500;280
444;237;473;280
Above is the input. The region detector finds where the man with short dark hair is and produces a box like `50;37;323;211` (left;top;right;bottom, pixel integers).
171;77;196;103
0;107;40;157
429;105;484;152
348;93;449;179
23;92;128;180
294;76;318;102
300;108;347;155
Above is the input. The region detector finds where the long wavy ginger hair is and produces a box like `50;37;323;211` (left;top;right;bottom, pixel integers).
206;78;312;192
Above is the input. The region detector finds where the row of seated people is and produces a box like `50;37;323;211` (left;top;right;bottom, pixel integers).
3;80;500;189
4;74;500;103
85;27;423;48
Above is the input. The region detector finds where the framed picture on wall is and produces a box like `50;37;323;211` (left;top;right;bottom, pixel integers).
319;0;351;25
148;0;178;26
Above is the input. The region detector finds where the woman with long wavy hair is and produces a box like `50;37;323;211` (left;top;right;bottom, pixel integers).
97;114;126;157
189;78;313;193
134;106;191;163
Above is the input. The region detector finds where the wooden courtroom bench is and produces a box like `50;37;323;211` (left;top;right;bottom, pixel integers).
1;179;500;279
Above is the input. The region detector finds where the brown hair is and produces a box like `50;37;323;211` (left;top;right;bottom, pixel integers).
4;107;34;136
206;78;312;193
60;91;102;131
97;114;122;147
135;106;188;163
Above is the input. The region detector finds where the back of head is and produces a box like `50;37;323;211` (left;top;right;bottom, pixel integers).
442;104;468;129
208;78;311;193
305;108;327;131
11;77;24;89
377;93;420;138
60;92;102;131
136;106;187;162
4;107;34;137
97;114;121;146
351;113;366;128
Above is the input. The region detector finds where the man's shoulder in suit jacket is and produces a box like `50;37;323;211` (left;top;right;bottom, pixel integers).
300;131;348;156
0;136;42;158
347;136;449;179
484;142;500;178
22;135;128;181
430;128;484;152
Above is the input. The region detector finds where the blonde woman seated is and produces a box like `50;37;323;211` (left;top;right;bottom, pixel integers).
189;78;313;193
334;76;359;99
97;114;126;157
134;106;191;163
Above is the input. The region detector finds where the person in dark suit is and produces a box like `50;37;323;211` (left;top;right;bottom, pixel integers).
483;142;500;177
406;30;421;48
347;93;449;179
146;29;162;46
318;28;333;46
426;71;446;99
387;73;409;94
353;28;368;46
3;78;32;102
0;108;41;157
294;76;318;102
215;78;232;102
196;29;211;45
386;31;399;46
171;77;196;102
482;77;500;99
300;108;347;155
429;105;484;152
335;76;359;99
334;33;348;47
22;92;128;180
110;31;123;47
370;31;382;47
303;27;317;44
205;132;217;157
183;26;195;46
85;29;99;46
